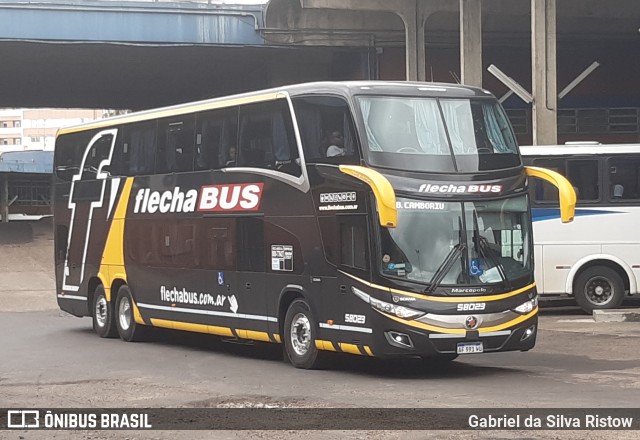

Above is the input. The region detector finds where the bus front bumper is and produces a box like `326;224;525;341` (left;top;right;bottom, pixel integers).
370;309;538;358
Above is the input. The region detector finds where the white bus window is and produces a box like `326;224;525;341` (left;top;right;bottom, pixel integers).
567;159;599;201
531;158;563;203
532;158;599;203
608;157;640;201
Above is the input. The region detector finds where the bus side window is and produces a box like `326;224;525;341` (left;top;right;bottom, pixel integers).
531;158;565;204
567;159;599;202
238;100;301;177
156;116;196;174
54;132;92;181
203;219;236;271
608;156;640;201
160;221;198;268
292;95;359;163
126;220;162;266
114;121;157;176
195;107;238;171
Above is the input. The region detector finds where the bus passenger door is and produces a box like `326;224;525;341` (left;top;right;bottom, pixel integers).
234;217;268;336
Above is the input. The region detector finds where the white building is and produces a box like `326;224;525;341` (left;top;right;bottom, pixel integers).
0;109;106;153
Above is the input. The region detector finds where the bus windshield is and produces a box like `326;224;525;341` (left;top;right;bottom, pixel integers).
379;196;532;289
358;96;520;173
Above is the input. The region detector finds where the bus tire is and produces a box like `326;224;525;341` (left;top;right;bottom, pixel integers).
115;285;148;342
574;266;625;313
283;299;324;369
92;285;117;338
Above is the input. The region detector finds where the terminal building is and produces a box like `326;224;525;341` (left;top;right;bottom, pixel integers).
0;0;638;219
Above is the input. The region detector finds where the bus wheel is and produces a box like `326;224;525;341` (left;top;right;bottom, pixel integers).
284;299;324;369
574;266;625;313
115;285;148;342
92;285;117;338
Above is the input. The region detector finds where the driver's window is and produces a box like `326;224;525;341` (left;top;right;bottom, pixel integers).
292;95;359;164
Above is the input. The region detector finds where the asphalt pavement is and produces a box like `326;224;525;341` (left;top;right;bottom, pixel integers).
1;222;640;439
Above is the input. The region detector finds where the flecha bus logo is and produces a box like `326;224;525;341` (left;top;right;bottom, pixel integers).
198;183;264;212
133;183;264;214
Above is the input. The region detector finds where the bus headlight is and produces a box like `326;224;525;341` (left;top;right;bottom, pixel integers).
513;296;538;314
352;287;425;320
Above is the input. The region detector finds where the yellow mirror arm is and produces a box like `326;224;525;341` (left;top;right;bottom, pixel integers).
339;165;397;228
525;166;576;223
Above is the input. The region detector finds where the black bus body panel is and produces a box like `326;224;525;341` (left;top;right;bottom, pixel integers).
53;81;539;361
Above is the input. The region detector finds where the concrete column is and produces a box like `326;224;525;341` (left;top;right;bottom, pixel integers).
295;0;457;82
416;6;427;82
0;174;8;223
397;2;427;82
402;10;419;81
531;0;558;145
460;0;483;87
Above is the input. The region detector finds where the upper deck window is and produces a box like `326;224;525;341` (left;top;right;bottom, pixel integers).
292;96;359;164
357;96;520;173
237;100;301;177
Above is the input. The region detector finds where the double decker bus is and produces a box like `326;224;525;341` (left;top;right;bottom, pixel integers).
53;81;575;369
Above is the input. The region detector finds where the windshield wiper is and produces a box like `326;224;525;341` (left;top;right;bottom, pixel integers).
425;217;466;294
472;211;512;290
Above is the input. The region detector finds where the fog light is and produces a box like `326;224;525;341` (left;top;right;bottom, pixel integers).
385;331;414;349
521;325;536;341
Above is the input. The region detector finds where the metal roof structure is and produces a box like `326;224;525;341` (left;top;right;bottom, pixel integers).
0;151;54;174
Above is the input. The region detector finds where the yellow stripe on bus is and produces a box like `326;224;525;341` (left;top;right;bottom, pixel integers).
150;318;234;337
380;308;538;335
340;271;535;303
315;340;337;351
132;301;145;325
273;334;282;343
236;330;271;342
57;93;283;136
98;177;134;301
315;340;372;356
478;308;539;333
339;343;363;355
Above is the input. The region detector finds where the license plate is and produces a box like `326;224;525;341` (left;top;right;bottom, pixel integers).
457;342;484;354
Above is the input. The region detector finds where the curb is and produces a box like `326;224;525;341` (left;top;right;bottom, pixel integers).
593;309;640;322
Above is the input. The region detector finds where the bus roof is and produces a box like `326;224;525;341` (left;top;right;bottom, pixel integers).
521;143;640;156
56;81;493;136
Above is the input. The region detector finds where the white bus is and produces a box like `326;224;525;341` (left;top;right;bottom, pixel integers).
521;143;640;313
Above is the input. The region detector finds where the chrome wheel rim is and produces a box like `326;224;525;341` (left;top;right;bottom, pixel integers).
290;313;311;356
95;296;107;328
118;296;132;331
585;276;614;306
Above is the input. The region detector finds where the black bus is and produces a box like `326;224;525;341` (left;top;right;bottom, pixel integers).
53;81;575;369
